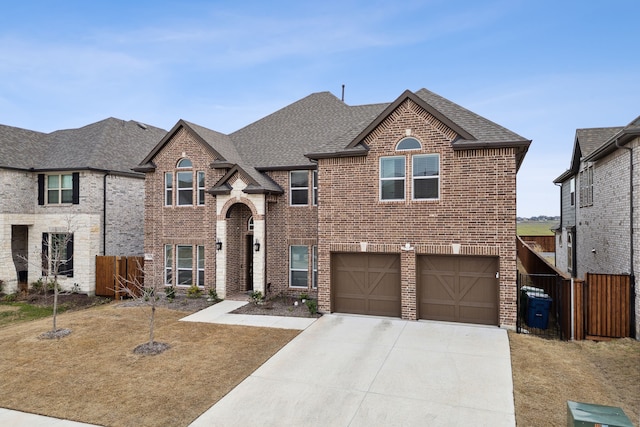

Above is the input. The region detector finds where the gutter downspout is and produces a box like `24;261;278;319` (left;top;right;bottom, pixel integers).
615;139;634;277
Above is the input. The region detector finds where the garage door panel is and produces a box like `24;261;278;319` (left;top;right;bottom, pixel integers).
419;255;498;325
332;253;401;317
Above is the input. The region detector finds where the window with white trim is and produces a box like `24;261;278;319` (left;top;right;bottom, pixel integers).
396;137;422;151
312;245;318;289
248;216;254;231
312;170;318;206
42;232;74;277
177;171;193;205
570;178;575;206
165;173;173;206
380;156;405;201
290;171;309;205
197;171;205;205
567;233;573;273
290;245;308;288
164;245;173;285
197;245;205;286
47;174;73;204
176;245;193;285
412;154;439;200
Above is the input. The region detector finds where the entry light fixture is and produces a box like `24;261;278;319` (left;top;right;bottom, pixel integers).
216;239;223;251
254;239;260;252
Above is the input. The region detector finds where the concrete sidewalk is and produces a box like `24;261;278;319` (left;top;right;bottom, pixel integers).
190;314;515;426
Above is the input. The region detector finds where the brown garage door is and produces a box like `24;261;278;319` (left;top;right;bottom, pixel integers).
418;255;499;325
332;253;401;317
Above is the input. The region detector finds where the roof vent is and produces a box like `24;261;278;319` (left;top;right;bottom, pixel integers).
137;122;148;130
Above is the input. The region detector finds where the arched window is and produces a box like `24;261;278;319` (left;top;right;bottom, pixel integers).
177;158;192;168
396;137;421;151
248;216;254;231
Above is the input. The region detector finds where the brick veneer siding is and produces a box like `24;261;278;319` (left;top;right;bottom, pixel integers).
316;99;519;327
263;170;318;298
142;127;219;292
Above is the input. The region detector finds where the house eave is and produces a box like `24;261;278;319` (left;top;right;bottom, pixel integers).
305;148;369;160
583;128;640;162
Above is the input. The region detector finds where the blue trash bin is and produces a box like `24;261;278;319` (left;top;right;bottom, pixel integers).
526;295;552;329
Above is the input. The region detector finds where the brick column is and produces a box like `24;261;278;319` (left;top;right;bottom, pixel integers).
401;247;417;320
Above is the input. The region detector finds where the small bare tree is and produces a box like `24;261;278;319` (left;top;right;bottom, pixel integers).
116;258;170;355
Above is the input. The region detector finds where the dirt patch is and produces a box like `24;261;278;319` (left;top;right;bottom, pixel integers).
0;303;299;427
509;331;639;426
11;291;111;310
115;293;215;312
231;296;321;318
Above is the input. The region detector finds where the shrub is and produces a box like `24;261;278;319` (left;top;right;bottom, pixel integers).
305;299;318;315
186;284;202;299
165;286;176;301
3;293;17;302
208;288;219;301
249;290;263;305
0;279;4;294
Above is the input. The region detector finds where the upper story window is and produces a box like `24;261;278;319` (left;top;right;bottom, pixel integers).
312;170;318;206
412;154;440;200
290;170;309;206
380;156;405;201
396;137;422;151
38;173;79;205
248;216;254;231
570;178;575;206
579;165;593;207
164;158;205;207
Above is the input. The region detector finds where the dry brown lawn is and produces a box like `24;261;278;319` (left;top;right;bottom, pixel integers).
509;331;639;426
0;303;299;427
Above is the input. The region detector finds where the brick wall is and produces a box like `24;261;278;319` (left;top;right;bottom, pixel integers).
143;126;219;292
317;99;519;327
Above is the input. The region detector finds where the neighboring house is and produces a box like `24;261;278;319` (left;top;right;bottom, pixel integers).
136;88;530;328
554;116;639;337
0;119;166;295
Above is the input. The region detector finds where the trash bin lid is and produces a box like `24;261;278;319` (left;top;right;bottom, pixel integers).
567;401;633;427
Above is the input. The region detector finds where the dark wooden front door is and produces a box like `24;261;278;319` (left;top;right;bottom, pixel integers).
331;253;401;317
418;255;499;325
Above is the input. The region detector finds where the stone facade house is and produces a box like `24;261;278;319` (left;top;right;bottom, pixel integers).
554;116;639;337
0;118;166;295
137;89;530;328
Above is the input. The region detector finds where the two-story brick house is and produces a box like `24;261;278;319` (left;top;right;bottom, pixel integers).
137;88;530;328
0;118;166;294
554;116;639;337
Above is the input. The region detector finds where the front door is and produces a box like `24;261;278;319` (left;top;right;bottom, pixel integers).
246;235;254;291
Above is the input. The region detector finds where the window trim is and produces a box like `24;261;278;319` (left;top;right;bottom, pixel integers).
312;245;318;289
164;172;173;206
46;173;74;204
289;245;309;288
396;137;422;151
164;244;173;285
412;154;440;201
570;178;575;207
379;156;406;201
197;171;206;206
290;170;309;206
42;232;74;277
176;245;193;286
197;245;205;287
312;170;318;206
176;171;194;206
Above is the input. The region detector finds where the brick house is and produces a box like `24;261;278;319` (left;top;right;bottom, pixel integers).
137;88;530;328
554;116;639;337
0;118;166;295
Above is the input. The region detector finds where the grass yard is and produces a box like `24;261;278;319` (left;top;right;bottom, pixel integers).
0;301;638;426
509;332;639;426
517;220;558;236
0;303;298;427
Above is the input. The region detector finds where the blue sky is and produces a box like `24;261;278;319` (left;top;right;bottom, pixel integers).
1;0;638;217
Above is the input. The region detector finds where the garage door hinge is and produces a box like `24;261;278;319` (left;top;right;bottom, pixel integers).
495;272;500;279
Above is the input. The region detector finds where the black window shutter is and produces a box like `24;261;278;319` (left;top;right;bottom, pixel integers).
38;174;45;205
72;172;80;204
42;233;48;274
66;234;74;277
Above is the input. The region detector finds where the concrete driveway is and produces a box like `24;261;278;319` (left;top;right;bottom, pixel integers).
190;314;515;426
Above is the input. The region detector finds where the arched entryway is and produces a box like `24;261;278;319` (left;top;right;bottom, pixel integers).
224;202;255;295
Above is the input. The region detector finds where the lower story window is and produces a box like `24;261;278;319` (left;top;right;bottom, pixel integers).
42;232;74;277
165;244;205;287
290;245;308;288
312;245;318;289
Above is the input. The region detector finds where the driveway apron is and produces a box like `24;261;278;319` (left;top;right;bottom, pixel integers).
190;314;515;426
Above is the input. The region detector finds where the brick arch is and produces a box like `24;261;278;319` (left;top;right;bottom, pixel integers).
219;197;263;220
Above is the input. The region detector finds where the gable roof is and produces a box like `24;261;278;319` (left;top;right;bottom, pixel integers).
305;88;530;169
554;125;626;183
138;87;531;193
583;115;640;161
0;118;166;176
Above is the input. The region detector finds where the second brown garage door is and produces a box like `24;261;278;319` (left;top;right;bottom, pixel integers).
332;253;401;317
418;255;499;325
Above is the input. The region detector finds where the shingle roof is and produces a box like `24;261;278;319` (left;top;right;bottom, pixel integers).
576;127;623;158
0;118;166;175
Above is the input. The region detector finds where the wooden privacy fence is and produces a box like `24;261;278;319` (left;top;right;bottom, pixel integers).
584;273;632;339
95;256;144;299
520;235;555;252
